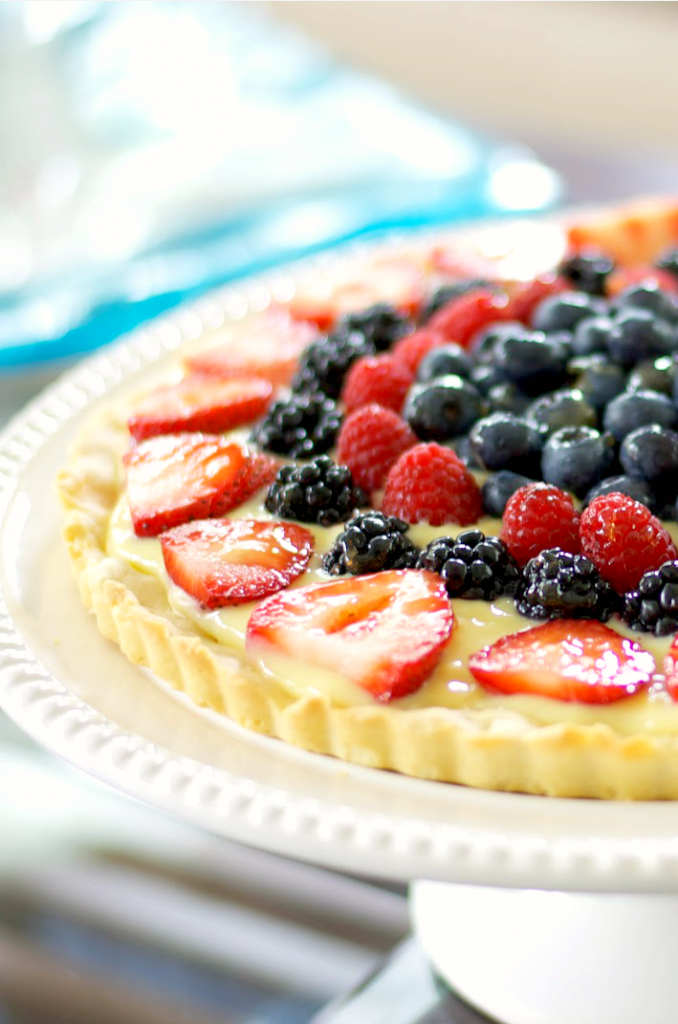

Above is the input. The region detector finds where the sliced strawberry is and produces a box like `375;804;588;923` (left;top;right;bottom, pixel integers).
230;450;279;508
185;310;317;387
469;620;654;705
124;434;273;537
160;518;314;609
128;374;273;441
664;636;678;700
246;569;453;702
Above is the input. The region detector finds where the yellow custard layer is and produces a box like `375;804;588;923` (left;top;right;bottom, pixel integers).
107;490;678;737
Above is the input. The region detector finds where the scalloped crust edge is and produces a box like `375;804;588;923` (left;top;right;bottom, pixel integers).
55;405;678;800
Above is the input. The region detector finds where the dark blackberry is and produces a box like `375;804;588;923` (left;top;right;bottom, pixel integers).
251;392;342;459
517;548;618;621
291;330;375;398
416;530;521;601
265;456;365;527
558;249;615;296
623;560;678;636
418;279;497;323
323;512;419;576
337;303;411;351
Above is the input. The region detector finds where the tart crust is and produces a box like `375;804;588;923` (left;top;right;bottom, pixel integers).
56;199;678;800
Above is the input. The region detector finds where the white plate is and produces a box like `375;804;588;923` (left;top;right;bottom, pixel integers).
4;250;678;895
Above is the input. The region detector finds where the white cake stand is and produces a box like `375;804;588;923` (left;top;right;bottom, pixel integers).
4;268;678;1024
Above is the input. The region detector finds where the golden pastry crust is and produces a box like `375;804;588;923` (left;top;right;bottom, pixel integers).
56;199;678;800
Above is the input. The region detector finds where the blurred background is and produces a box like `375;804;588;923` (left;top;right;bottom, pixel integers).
1;3;678;1022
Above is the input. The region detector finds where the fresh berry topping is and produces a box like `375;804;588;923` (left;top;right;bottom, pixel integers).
612;281;678;323
336;404;417;493
532;290;607;333
246;569;453;702
403;375;485;442
627;355;676;396
341;353;414;414
391;328;447;375
526;388;597;436
492;327;570;395
579;493;678;593
185;311;317;387
605;309;675;367
623;560;678;637
568;354;626;410
469;619;654;704
417;530;521;601
265;455;365;527
469;412;544;476
541;425;616;498
481;470;533;518
571;315;616;357
656;246;678;281
607;264;678;298
291;329;375;399
584;474;656;512
485;382;532;417
127;375;273;442
336;303;411;351
603;388;677;442
251;392;342;459
323;512;419;576
663;633;678;699
418;279;497;323
619;424;678;496
160;519;314;609
500;483;580;567
416;342;473;382
381;442;483;527
502;275;569;322
558;249;615;296
124;434;257;537
426;288;510;348
516;549;617;622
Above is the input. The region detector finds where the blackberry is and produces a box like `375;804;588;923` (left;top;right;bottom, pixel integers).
558;250;615;296
291;330;375;398
323;512;419;576
265;456;365;527
517;549;617;621
623;561;678;636
416;530;521;601
418;279;497;323
337;303;411;351
251;392;342;459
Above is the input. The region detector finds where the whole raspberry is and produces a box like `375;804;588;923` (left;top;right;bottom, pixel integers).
337;404;417;493
427;288;510;347
500;483;580;567
381;442;483;526
580;493;678;593
341;353;414;414
392;328;447;375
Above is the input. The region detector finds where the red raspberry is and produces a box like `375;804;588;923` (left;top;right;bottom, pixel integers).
392;328;447;375
337;404;417;493
381;442;483;526
503;274;568;322
341;353;414;414
500;483;580;567
580;493;678;593
426;288;510;348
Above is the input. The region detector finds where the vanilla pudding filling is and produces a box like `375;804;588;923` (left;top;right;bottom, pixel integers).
107;482;678;736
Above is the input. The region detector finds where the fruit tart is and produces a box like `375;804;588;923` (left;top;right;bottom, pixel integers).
58;196;678;799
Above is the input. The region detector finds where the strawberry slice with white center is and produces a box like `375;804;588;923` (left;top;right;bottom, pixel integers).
160;519;314;608
246;569;453;702
124;434;278;537
128;374;273;441
185;310;318;387
469;620;654;704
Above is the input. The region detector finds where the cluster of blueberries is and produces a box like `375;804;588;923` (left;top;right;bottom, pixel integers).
408;272;678;520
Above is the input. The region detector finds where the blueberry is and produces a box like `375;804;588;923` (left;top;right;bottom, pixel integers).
627;356;676;396
481;470;533;517
559;250;615;296
486;382;531;416
418;279;496;324
449;433;482;469
493;328;569;396
606;309;675;366
613;282;678;325
403;375;485;442
527;388;597;435
471;363;505;394
584;474;657;511
417;343;473;382
470;320;525;365
541;426;616;498
568;355;626;410
532;291;607;332
620;424;678;497
469;412;544;475
603;388;677;441
571;315;616;357
656;247;678;280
